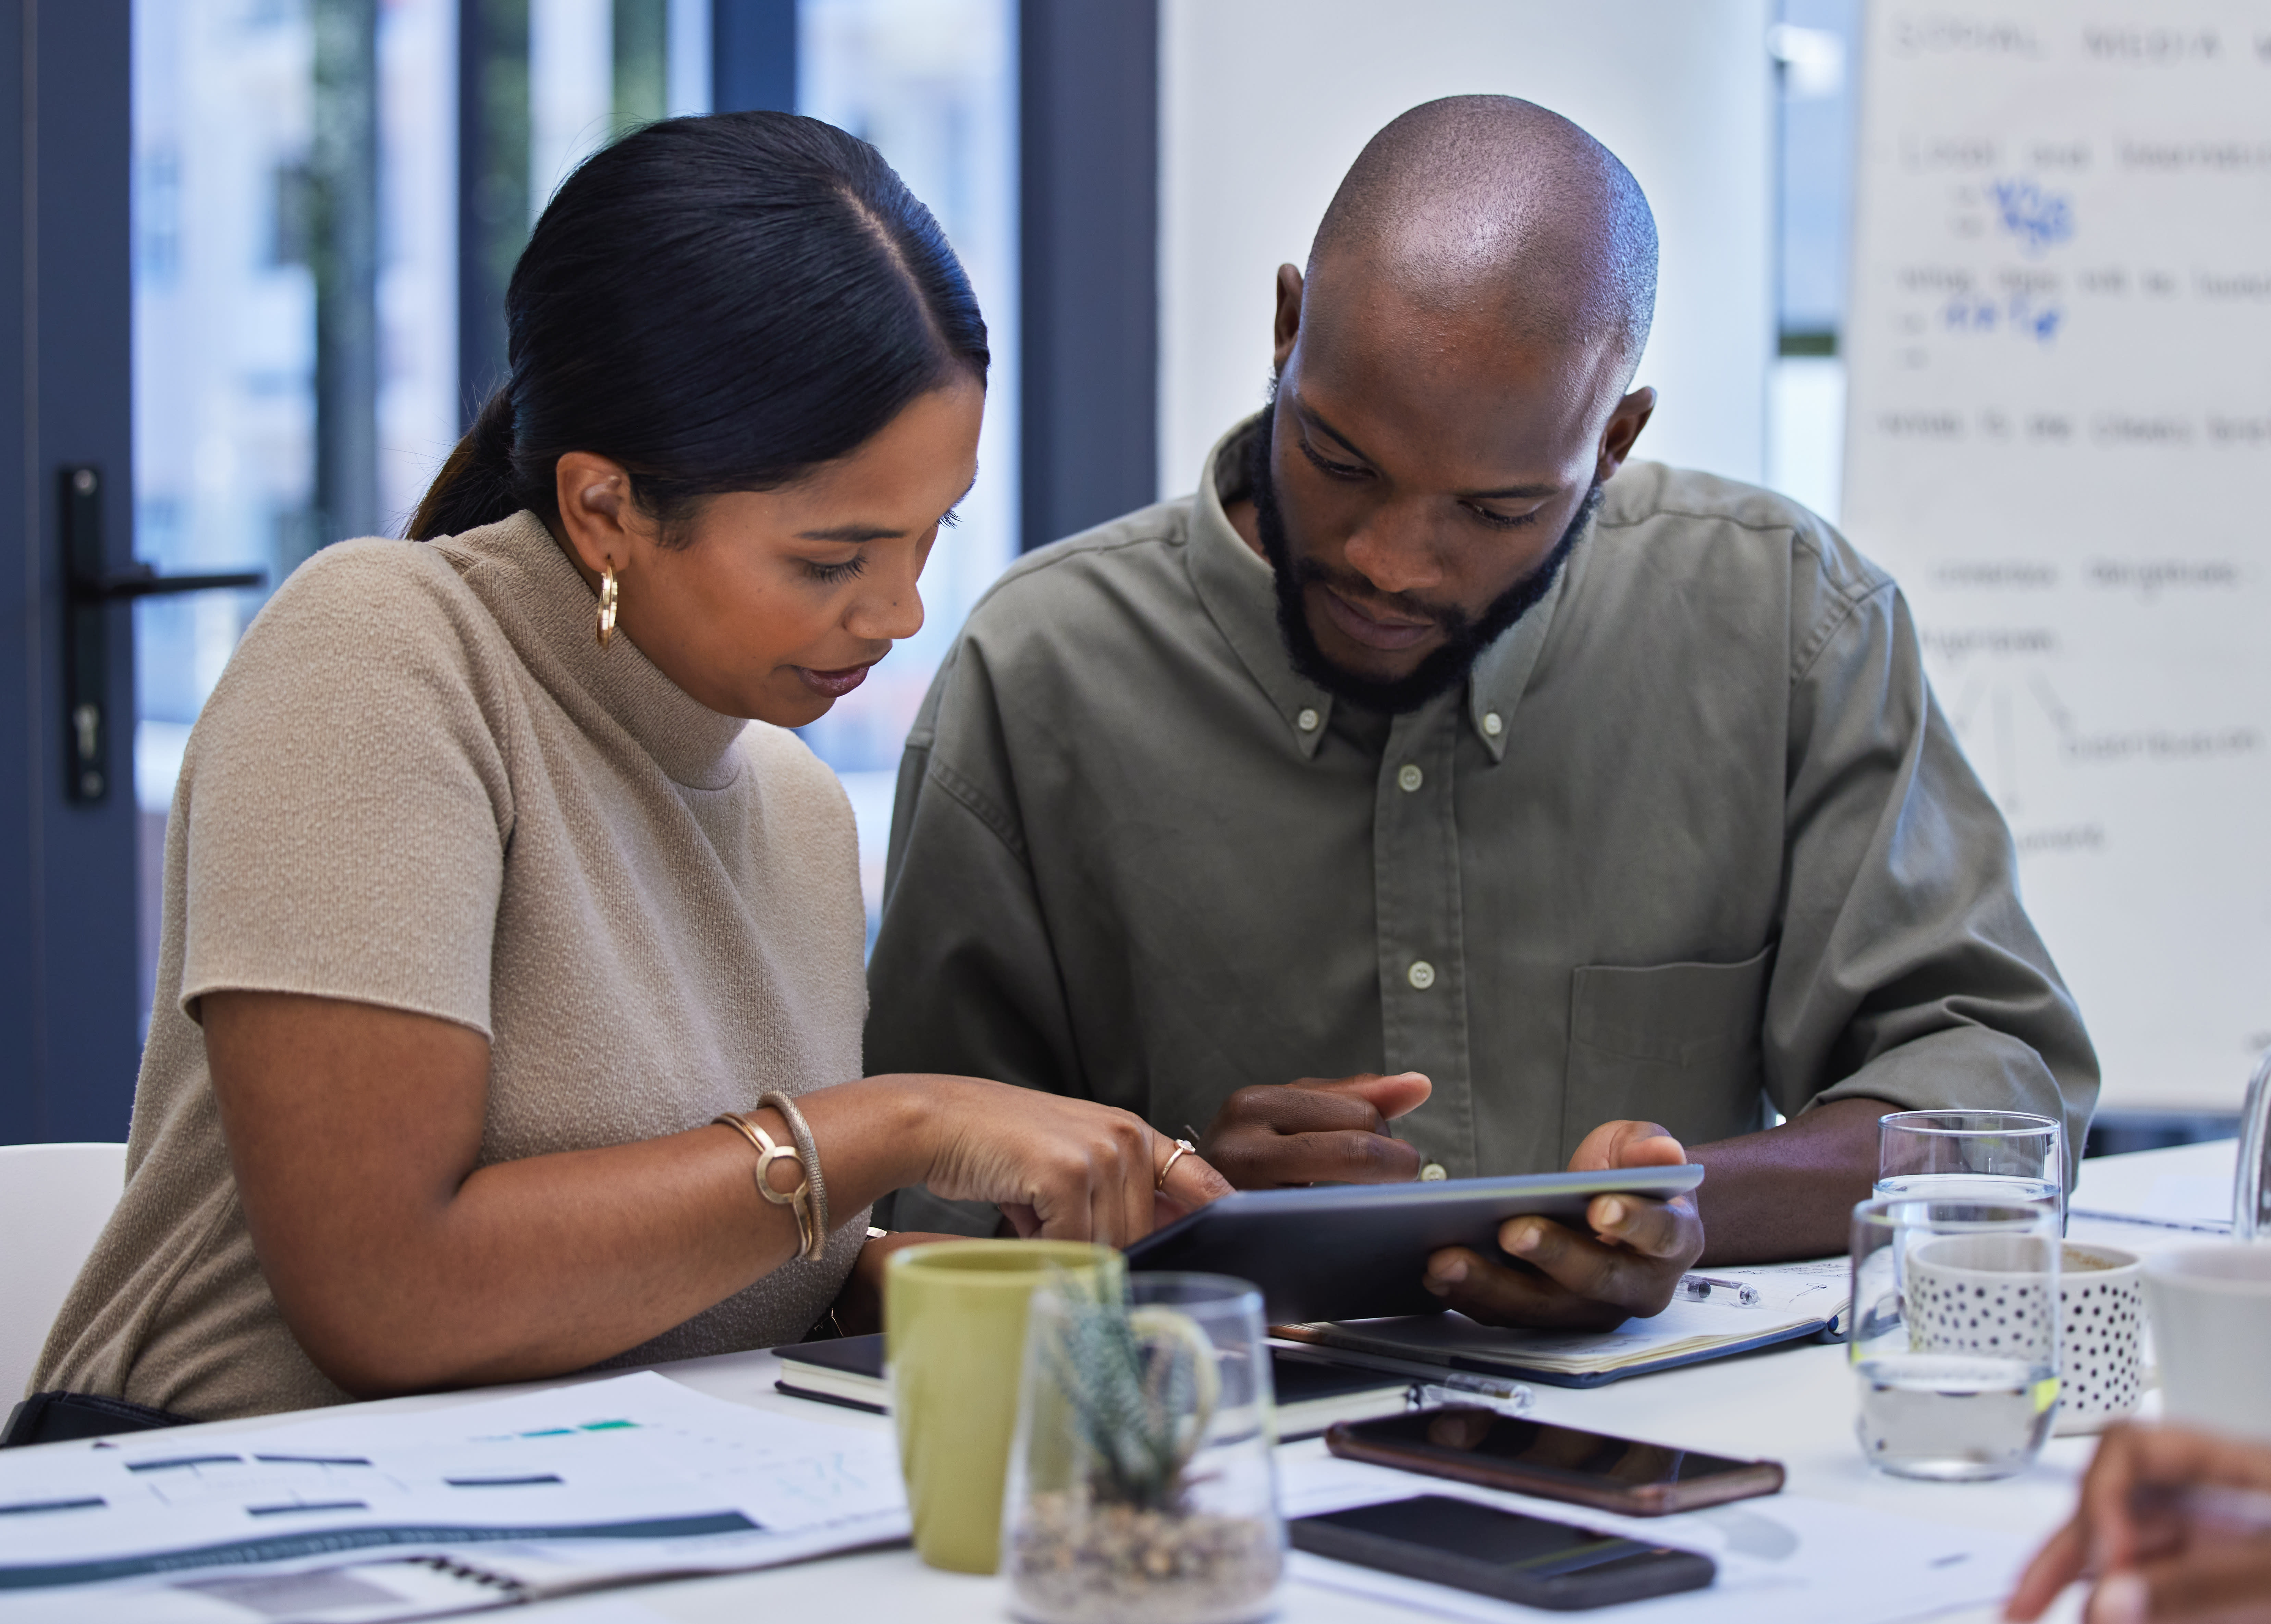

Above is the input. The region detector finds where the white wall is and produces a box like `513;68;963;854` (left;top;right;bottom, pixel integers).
1158;0;1775;498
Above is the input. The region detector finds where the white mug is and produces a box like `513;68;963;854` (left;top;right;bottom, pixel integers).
2143;1244;2271;1439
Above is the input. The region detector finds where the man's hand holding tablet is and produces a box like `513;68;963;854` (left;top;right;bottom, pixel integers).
1195;1075;1704;1329
1421;1119;1704;1329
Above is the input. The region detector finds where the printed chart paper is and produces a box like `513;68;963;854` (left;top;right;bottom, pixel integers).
0;1371;907;1621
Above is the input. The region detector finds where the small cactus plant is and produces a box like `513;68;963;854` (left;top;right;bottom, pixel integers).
1040;1268;1222;1512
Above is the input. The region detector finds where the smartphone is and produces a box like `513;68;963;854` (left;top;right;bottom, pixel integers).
1324;1407;1784;1516
1290;1494;1716;1610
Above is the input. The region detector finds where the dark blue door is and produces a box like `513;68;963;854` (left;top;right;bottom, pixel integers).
0;0;144;1144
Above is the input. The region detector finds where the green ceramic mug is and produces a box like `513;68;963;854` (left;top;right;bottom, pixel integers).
885;1239;1124;1573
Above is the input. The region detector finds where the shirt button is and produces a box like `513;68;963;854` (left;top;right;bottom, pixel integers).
1407;960;1436;990
1396;763;1423;793
1482;712;1504;738
1296;707;1320;733
1419;1162;1448;1182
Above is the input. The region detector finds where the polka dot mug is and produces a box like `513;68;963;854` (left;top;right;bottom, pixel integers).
2050;1244;2144;1435
1909;1236;2143;1436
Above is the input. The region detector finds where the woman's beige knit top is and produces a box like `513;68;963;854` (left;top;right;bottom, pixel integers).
34;512;870;1420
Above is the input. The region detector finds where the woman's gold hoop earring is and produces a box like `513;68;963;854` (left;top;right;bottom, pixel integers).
596;564;619;649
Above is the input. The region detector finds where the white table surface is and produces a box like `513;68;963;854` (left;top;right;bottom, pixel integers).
83;1140;2247;1624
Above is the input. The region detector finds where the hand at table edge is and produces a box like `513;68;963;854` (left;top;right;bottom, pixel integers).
2004;1420;2271;1624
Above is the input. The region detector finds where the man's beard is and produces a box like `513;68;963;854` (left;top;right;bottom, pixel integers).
1249;415;1599;716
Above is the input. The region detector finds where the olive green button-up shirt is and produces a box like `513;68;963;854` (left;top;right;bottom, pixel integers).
867;420;2097;1235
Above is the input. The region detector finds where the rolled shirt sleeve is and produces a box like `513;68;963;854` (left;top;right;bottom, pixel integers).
1773;545;2098;1172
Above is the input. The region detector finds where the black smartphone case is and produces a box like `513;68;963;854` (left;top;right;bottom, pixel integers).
1290;1498;1717;1611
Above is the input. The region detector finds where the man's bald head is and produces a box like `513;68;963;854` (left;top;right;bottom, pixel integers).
1309;96;1658;372
1238;98;1664;713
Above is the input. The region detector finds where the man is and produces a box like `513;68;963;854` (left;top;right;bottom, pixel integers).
866;97;2096;1327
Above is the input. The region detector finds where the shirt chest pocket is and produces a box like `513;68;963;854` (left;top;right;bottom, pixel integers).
1561;945;1775;1162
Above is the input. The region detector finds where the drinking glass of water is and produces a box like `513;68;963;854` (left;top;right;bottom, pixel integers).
1849;1196;2062;1481
1876;1109;2063;1209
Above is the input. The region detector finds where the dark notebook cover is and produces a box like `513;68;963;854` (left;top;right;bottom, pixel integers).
773;1333;1405;1405
775;1333;889;1382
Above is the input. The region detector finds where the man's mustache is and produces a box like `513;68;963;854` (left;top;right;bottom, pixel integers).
1292;565;1471;636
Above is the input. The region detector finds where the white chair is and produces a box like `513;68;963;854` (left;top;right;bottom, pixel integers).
0;1142;127;1406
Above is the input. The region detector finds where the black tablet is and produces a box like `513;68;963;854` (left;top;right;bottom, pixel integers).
1125;1166;1705;1323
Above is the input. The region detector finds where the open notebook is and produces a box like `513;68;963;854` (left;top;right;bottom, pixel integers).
1276;1258;1851;1389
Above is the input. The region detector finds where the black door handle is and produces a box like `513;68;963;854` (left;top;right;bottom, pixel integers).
72;562;268;602
61;464;269;804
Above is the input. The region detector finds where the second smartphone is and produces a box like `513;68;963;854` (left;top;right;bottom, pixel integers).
1324;1407;1784;1516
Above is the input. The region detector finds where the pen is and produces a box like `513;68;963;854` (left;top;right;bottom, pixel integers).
1675;1273;1760;1307
1405;1373;1534;1415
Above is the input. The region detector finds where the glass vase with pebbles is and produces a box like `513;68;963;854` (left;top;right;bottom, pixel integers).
1004;1271;1283;1624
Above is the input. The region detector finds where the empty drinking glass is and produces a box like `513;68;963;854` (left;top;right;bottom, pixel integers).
1877;1110;2063;1211
1849;1196;2062;1481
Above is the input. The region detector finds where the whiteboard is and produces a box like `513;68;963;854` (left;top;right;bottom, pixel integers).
1842;3;2271;1112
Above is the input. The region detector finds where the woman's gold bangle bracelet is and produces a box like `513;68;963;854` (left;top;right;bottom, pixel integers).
713;1098;828;1263
758;1091;830;1258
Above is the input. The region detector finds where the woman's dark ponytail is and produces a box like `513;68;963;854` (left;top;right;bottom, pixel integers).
408;111;987;542
409;387;520;541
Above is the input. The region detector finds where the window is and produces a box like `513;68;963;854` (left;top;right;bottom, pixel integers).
129;0;690;1017
1766;0;1858;524
794;0;1018;936
131;0;1019;1017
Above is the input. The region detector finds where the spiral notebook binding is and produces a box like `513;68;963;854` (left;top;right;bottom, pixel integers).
403;1553;532;1598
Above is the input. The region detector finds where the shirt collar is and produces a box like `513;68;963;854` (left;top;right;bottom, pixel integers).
1464;540;1569;765
1182;413;1572;765
1185;418;1337;759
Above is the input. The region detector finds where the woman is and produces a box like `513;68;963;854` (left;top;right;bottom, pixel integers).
26;112;1227;1428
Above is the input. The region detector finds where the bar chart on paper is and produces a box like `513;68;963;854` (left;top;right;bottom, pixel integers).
1842;2;2271;1110
0;1373;907;1621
